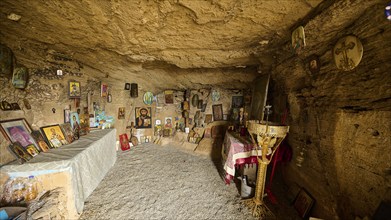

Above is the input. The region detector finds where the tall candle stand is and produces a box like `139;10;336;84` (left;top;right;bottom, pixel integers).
243;106;289;219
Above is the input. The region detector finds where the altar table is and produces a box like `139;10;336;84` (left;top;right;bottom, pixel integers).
1;129;117;216
222;131;263;184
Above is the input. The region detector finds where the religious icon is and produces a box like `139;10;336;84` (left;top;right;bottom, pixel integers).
101;82;108;97
64;109;71;123
31;130;51;151
60;123;75;144
143;92;154;105
212;104;223;121
12;66;28;89
293;188;315;219
69;81;81;98
183;101;189;110
164;117;173;129
8;142;32;164
26;144;39;157
135;107;152;129
165;90;174;104
211;90;220;102
40;124;68;148
204;114;213;124
70;112;81;134
308;55;320;74
0;118;40;150
291;26;306;54
119;134;130;151
118;107;125;119
232;96;244;108
333;35;363;71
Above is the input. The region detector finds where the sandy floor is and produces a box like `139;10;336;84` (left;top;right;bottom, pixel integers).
79;143;257;220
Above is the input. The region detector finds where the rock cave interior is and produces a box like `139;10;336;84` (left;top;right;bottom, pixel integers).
0;0;390;219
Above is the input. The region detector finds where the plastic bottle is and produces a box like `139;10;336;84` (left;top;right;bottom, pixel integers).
11;177;26;203
25;175;37;202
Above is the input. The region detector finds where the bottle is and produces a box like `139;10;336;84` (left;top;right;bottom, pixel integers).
11;177;26;203
25;176;37;202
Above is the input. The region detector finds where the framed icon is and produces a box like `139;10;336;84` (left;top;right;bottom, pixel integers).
212;104;223;121
69;81;81;98
293;188;315;219
0;118;39;151
135;107;152;129
308;54;320;74
124;83;130;90
40;124;68;148
101;82;108;97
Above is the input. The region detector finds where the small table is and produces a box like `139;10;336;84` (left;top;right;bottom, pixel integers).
222;131;260;184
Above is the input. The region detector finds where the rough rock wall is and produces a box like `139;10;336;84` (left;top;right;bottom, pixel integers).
270;4;391;219
0;50;102;165
0;41;257;165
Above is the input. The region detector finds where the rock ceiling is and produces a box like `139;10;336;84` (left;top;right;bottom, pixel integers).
0;0;379;90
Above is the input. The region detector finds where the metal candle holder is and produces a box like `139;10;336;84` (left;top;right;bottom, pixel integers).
244;115;289;218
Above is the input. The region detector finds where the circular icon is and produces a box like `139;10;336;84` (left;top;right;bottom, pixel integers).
333;35;363;71
143;92;154;105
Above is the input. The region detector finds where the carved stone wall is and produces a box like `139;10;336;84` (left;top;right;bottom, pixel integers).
270;4;391;219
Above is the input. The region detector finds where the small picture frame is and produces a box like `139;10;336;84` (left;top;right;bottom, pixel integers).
31;130;51;151
64;109;71;123
118;107;125;119
164;117;173;129
308;54;320;74
293;188;315;219
124;83;130;90
0;118;39;150
165;90;174;104
12;66;28;89
232;96;244;108
119;134;130;151
182;101;189;111
135;107;152;129
60;123;75;144
40;124;69;148
70;112;81;132
212;104;223;121
204;114;213;124
8;142;32;164
292;26;306;54
69;81;81;98
101;82;108;97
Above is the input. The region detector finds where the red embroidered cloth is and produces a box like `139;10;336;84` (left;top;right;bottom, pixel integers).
222;131;260;184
